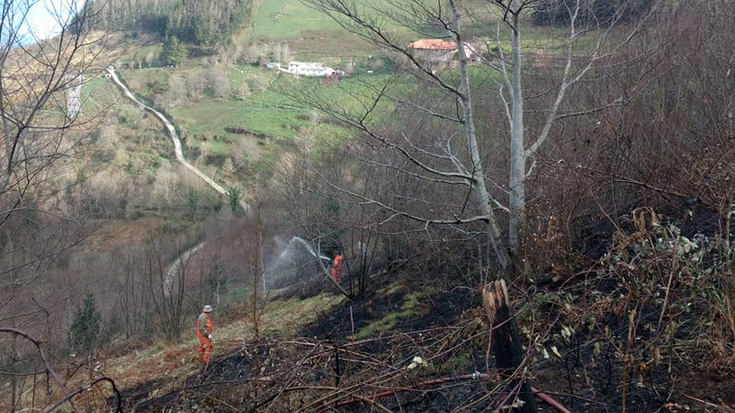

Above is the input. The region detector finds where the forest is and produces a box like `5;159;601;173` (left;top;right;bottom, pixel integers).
80;0;255;47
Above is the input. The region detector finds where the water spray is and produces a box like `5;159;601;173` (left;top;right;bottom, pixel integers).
281;237;331;261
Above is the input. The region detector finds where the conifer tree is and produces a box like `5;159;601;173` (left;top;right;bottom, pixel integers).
69;293;102;356
83;0;254;47
163;35;187;67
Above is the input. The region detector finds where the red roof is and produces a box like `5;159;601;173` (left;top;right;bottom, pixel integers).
408;39;457;50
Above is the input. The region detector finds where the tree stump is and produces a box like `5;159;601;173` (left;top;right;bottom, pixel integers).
483;280;538;413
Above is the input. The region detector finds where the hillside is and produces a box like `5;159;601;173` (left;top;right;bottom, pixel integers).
2;1;735;412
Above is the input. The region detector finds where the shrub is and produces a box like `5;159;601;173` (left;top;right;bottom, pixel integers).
68;293;102;356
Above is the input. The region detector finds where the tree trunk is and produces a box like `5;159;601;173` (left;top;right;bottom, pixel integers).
483;280;537;413
508;6;526;277
10;333;16;412
449;0;512;277
252;206;261;337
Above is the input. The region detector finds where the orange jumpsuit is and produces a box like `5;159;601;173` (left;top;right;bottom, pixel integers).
331;254;343;283
196;312;213;363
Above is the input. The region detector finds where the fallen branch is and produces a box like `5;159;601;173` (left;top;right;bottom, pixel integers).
43;377;123;413
313;372;572;413
142;378;280;411
533;387;573;413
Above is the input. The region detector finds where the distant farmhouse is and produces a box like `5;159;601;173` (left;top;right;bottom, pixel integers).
408;39;457;63
407;39;477;64
288;61;329;77
266;61;346;78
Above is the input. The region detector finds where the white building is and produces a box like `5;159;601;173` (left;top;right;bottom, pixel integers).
287;61;335;77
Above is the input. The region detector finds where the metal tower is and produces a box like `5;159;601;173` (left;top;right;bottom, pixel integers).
65;74;82;118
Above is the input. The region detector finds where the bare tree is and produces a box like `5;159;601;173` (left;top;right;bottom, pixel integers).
297;0;662;410
489;0;660;272
302;0;659;279
246;204;265;336
147;237;196;341
0;0;105;199
0;2;109;409
208;66;231;98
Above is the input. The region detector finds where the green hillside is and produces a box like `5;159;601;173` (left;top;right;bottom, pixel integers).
251;0;421;59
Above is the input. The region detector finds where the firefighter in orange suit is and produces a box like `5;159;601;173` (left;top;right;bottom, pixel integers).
197;305;213;363
331;252;343;283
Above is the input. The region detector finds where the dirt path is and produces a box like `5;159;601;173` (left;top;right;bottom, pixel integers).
106;67;249;295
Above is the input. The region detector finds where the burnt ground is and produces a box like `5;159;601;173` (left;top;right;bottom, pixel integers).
114;378;168;411
532;339;735;413
112;356;253;411
111;267;735;413
300;284;476;341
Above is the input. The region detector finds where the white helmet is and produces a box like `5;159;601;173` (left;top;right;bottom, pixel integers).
203;305;213;313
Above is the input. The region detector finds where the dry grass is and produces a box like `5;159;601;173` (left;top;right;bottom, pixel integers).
99;293;345;391
82;217;167;253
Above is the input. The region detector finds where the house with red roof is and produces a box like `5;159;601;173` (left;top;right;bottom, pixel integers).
408;39;477;64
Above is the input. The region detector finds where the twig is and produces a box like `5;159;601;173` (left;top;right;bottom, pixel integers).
622;306;638;413
43;377;122;413
0;328;78;412
658;232;679;330
683;394;721;409
350;306;355;336
312;372;573;413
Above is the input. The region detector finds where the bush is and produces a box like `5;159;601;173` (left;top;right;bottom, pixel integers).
68;293;102;356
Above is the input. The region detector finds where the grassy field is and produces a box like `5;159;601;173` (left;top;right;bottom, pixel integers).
252;0;425;39
173;69;396;137
110;62;392;183
98;0;573;186
253;0;346;39
80;76;114;112
251;0;423;60
249;0;567;61
114;55;504;169
172;81;308;141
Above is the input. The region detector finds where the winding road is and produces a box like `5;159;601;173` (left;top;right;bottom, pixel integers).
106;67;249;212
106;67;250;296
